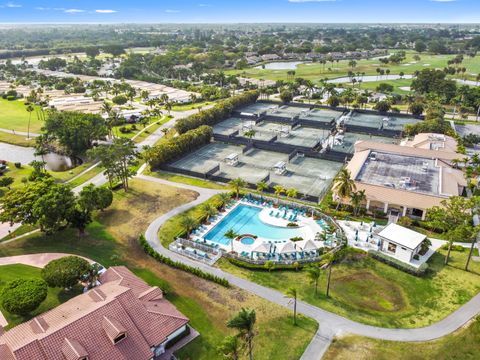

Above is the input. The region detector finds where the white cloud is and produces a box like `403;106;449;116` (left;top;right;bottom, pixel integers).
288;0;337;2
198;3;211;6
95;9;117;13
165;9;180;13
64;9;85;13
5;2;22;7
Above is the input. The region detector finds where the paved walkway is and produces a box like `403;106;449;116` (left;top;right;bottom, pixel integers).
0;127;40;138
141;180;480;360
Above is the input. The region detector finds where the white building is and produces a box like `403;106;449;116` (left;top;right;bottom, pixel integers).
377;223;426;263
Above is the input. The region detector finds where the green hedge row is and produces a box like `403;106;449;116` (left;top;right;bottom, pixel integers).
175;91;259;134
369;250;428;276
226;256;318;271
138;234;230;287
146;125;213;168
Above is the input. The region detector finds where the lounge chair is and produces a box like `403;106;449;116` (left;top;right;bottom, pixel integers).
269;210;274;216
276;212;280;218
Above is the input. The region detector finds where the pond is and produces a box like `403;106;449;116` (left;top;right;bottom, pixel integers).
327;74;414;84
255;61;307;70
0;143;77;171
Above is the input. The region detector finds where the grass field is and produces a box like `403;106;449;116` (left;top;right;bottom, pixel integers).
226;51;478;84
0;264;82;329
323;317;480;360
144;168;227;190
216;247;480;329
171;101;215;112
0;179;317;359
0;99;43;133
0;131;36;147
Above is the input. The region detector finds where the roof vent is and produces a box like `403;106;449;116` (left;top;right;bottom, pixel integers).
62;338;89;360
30;317;49;334
102;316;127;345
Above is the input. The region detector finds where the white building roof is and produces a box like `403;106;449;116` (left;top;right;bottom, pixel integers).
226;153;239;161
378;223;426;250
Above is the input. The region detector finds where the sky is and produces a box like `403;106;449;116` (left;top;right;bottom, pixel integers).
0;0;479;24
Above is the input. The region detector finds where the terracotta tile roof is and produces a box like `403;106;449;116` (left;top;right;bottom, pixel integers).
0;267;189;360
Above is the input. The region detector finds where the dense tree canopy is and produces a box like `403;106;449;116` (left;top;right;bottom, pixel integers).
41;256;91;289
1;279;48;315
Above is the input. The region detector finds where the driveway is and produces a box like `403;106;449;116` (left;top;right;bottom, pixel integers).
0;253;95;268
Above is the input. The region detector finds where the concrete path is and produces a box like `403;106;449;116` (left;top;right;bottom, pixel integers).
0;127;40;137
141;181;480;360
0;253;95;268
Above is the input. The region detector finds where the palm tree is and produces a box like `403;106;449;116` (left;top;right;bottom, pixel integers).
164;101;173;115
286;188;298;200
218;335;241;360
305;264;321;296
180;215;197;237
217;192;233;210
274;185;286;199
25;104;34;140
322;253;335;297
350;190;366;216
332;169;356;210
202;203;218;221
244;129;256;142
285;287;298;325
225;229;239;253
229;178;246;199
256;181;268;193
227;308;256;360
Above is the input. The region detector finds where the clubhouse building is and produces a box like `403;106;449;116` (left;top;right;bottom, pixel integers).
345;134;466;220
0;267;190;360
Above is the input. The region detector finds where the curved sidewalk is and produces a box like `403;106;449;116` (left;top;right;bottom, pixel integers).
142;177;480;359
0;253;95;268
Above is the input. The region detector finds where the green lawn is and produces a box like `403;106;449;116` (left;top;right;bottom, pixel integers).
0;264;82;329
216;248;480;329
144;168;227;190
347;78;413;94
227;51;476;84
0;162;31;197
171;101;215;112
0;180;317;358
0;99;43;133
324;317;480;360
0;131;36;147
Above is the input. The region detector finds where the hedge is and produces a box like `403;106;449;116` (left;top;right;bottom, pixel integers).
138;235;230;287
368;250;429;276
175;91;259;134
147;125;213;168
226;257;312;271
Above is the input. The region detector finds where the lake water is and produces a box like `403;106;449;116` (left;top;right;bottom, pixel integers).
255;61;307;70
327;74;414;84
0;143;75;171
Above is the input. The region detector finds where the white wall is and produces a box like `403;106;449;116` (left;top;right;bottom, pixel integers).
382;241;414;263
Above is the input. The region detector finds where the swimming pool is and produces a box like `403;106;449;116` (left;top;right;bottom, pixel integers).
240;237;255;245
204;204;305;245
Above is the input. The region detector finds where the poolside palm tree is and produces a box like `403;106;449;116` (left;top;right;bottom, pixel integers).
305;264;321;296
229;178;246;199
227;308;256;360
274;185;286;199
218;192;233;210
285;287;298;325
218;335;241;360
224;229;238;253
25;104;34;140
256;181;268;193
350;190;366;216
202;203;218;221
286;188;299;200
332;169;356;211
180;215;197;237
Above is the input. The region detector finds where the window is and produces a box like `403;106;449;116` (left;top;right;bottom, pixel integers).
114;333;126;344
387;242;397;253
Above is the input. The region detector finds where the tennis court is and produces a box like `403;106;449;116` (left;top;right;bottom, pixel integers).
298;108;344;125
345;111;419;131
330;132;398;154
238;102;276;115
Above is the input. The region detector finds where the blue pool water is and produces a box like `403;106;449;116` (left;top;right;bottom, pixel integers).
240;237;255;245
204;204;304;245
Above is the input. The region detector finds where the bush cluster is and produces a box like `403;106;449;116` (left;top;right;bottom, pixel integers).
174;91;259;134
369;250;428;276
138;235;230;287
147;125;213;168
1;279;48;315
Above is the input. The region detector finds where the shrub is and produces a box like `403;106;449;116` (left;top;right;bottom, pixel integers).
14;162;22;168
41;256;91;288
369;250;428;276
290;236;303;242
287;222;299;227
6;95;15;101
138;235;230;287
112;95;128;105
441;244;465;252
1;279;48;315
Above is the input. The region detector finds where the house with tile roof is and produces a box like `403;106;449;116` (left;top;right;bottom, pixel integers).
0;266;190;360
343;137;466;221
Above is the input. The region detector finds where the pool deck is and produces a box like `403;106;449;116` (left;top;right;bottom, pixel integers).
191;199;327;257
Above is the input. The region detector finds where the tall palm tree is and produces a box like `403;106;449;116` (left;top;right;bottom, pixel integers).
229;178;246;199
218;335;241;360
227;308;256;360
285;287;298;325
332;169;356;210
305;264;321;296
286;188;298;200
224;229;239;253
274;185;286;199
350;190;366;216
202;203;218;221
25;104;34;140
322;253;335;297
256;181;268;193
180;215;197;237
164;101;173;115
217;192;233;210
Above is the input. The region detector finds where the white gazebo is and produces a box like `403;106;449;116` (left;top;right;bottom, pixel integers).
225;153;239;167
252;242;271;258
297;239;319;256
377;223;426;263
273;161;287;175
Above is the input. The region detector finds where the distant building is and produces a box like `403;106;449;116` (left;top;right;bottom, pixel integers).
0;266;190;360
343;136;466;220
